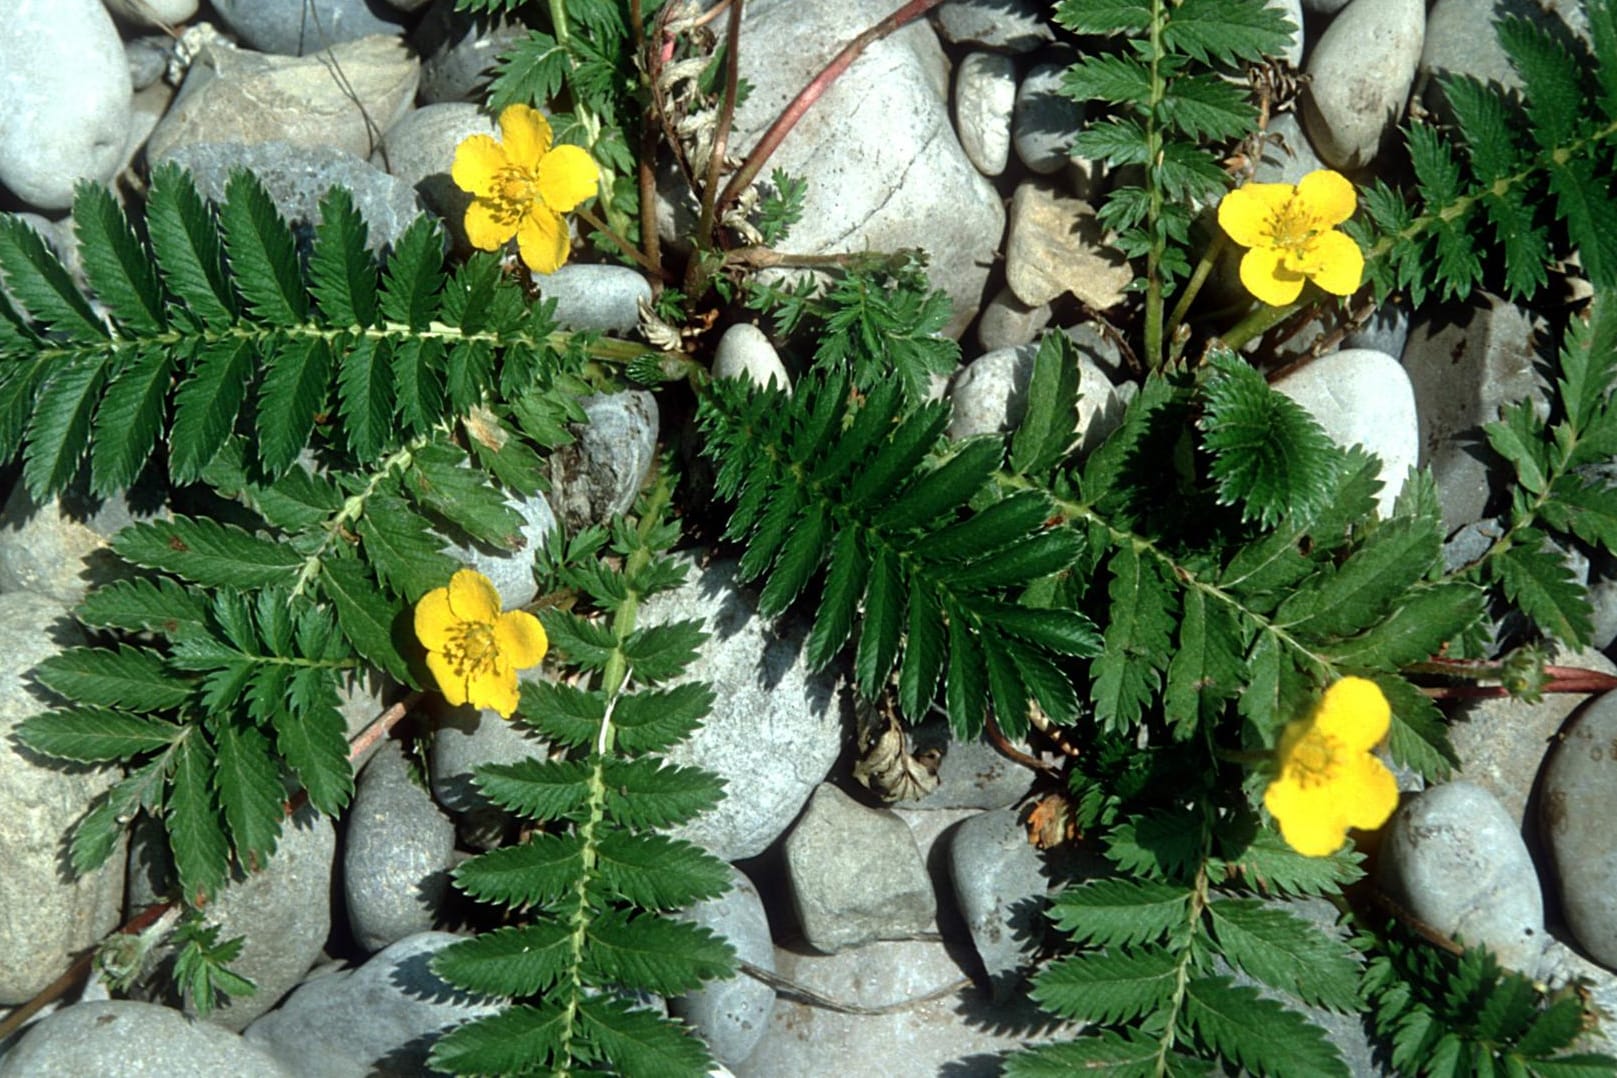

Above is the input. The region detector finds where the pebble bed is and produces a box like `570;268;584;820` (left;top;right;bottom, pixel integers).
2;0;1616;1074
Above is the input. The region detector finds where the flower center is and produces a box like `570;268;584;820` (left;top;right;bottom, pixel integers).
1267;199;1322;260
489;166;539;224
444;620;500;678
1288;729;1342;788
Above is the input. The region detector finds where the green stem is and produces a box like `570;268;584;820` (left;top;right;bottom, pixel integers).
1219;297;1298;353
1164;231;1226;353
574;205;664;278
1143;0;1168;369
693;0;745;248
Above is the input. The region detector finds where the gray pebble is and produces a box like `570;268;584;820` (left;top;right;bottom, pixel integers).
1004;182;1132;310
243;932;502;1076
547;391;659;533
0;592;125;1007
1271;348;1419;518
125;35;175;91
437;487;557;612
785;784;936;953
948;808;1052;998
428;671;550;850
412;0;529;104
1402;296;1552;535
954;51;1017;177
533;263;652;334
948;340;1129;456
209;0;408;56
1013;58;1083;176
1252;112;1326;188
1540;690;1617;969
933;0;1055;53
901;717;1037;811
976;285;1052;352
104;0;199;27
644;557;846;862
0;484;167;605
0;0;131;212
1378;781;1550;978
342;742;455;953
373;102;496;250
1343;296;1411;360
0;1000;294;1078
146;36;419;165
669;868;777;1066
713;322;791;392
1302;0;1425;169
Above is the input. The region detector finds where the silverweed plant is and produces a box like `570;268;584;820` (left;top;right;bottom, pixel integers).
1;0;1616;1074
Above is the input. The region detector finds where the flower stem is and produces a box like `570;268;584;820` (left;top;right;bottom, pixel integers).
1142;0;1168;368
1221;296;1298;353
1164;231;1226;353
693;0;745;248
574;206;666;278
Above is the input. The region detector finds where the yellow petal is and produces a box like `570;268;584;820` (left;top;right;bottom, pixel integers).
1296;169;1357;227
1264;778;1346;857
495;610;548;669
425;650;469;707
516;205;571;275
414;586;456;651
499;104;552;171
1218;183;1292;248
1305;229;1365;297
464;198;519;251
1314;676;1390;750
467;666;521;718
446;568;501;625
1239;246;1305;306
1338;753;1400;830
451;134;508;199
536;143;599;213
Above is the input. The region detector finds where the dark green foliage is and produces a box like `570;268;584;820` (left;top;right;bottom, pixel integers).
1351;0;1617;305
430;491;735;1078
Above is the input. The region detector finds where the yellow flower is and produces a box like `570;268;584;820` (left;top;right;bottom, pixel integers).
1263;676;1399;857
451;104;600;275
1217;169;1365;307
415;568;548;718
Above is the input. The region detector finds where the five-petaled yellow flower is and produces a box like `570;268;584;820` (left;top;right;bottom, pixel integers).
1218;169;1365;307
1263;676;1399;857
415;568;548;718
451;104;600;275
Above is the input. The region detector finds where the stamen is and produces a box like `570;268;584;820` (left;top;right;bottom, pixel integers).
1289;729;1342;789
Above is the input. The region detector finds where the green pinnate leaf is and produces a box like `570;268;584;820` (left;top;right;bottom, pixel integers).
429;1004;570;1077
0;214;105;341
355;490;459;602
379;215;445;330
1047;878;1193;948
1163;0;1295;62
318;556;412;685
609;678;713;753
274;670;351;814
72;181;165;333
473;757;592;822
598;757;725;829
1091;543;1176;729
453;834;586;909
16;708;183;763
24;356;109;498
1010;333;1084;476
1054;0;1152;35
220;169;306;325
1030;947;1179;1025
77;576;209;638
432;922;573;998
1488;531;1593;645
1005;1029;1161;1078
590;831;731;910
146;162;234;326
169;339;252;484
577;995;717;1078
1207;899;1362;1011
336;336;394;461
167;732;230;903
113;516;304;589
212;721;285;866
405;441;525;550
1182;976;1350;1076
34;645;192;712
307;186;377;326
90;348;172;495
583;910;735;996
256;336;333;476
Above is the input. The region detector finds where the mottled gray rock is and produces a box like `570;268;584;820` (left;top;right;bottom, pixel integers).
1253;112;1326;188
1419;0;1587;126
0;0;132;211
955;52;1016;176
948;341;1129;456
713;323;791;392
1402;296;1551;534
127;805;336;1030
711;0;1002;338
1378;781;1550;977
742;938;1076;1073
1272;348;1419;518
428;668;550;850
901;718;1038;811
1344;296;1411;361
669;868;776;1066
1013;57;1083;176
1059;318;1129;380
126;35;175;90
373;102;496;250
104;0;198;28
147;36;419;163
437;488;557;613
642;558;846;862
976;286;1052;352
0;1000;294;1077
1450;646;1615;830
933;0;1055;52
1540;691;1617;969
1268;0;1306;67
158;141;425;254
532;263;652;334
949;808;1051;998
411;0;528;104
1302;0;1425;169
0;485;169;604
785;784;935;953
1302;0;1353;16
243;932;502;1077
210;0;408;56
1004;182;1132;310
343;742;454;954
0;591;125;1006
547;391;658;533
